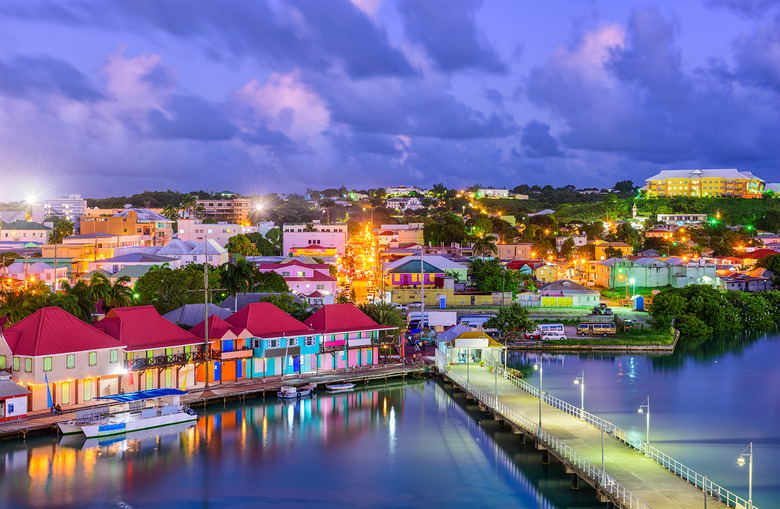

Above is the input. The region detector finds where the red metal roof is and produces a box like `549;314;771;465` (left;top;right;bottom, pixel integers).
94;306;201;351
304;304;395;335
225;302;311;338
190;315;250;340
743;249;780;260
2;307;123;357
284;272;336;282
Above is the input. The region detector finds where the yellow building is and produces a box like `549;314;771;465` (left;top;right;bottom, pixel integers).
645;169;764;198
594;242;633;261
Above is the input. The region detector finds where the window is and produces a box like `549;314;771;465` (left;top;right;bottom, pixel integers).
268;339;280;348
0;355;4;370
25;358;32;372
110;349;118;363
13;357;19;372
305;336;315;347
288;338;297;346
67;354;75;369
44;357;52;372
89;351;97;366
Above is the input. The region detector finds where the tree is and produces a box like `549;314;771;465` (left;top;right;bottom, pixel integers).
1;252;19;268
484;303;535;341
319;198;336;224
614;223;639;245
559;237;576;259
251;271;289;293
604;246;622;259
59;280;96;322
470;259;519;294
357;302;405;333
583;221;605;240
648;291;686;329
265;228;282;254
472;235;498;258
49;219;74;244
757;254;780;288
180;194;198;218
162;203;179;221
221;259;255;312
613;180;635;193
133;264;221;314
258;293;312;321
225;234;260;257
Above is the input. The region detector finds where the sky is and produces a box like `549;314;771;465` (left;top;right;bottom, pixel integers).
0;0;779;201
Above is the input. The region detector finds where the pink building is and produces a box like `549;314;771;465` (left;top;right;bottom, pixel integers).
304;304;396;370
255;260;337;297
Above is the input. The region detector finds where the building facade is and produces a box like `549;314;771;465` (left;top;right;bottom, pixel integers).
44;194;88;231
194;198;251;223
282;221;347;257
0;220;52;244
646;169;764;198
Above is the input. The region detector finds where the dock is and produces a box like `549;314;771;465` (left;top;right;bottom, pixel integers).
0;364;427;441
439;358;748;509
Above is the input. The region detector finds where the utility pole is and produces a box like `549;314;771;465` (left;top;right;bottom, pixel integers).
23;254;29;289
204;237;210;389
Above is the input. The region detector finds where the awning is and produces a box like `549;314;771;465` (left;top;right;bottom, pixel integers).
95;388;186;402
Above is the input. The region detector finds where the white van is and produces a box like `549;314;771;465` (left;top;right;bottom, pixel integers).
458;314;497;330
536;323;564;334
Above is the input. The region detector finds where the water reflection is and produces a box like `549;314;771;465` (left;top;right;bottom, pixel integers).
506;331;780;509
1;381;605;509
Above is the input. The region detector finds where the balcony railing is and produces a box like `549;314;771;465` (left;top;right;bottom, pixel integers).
212;347;254;361
131;349;206;371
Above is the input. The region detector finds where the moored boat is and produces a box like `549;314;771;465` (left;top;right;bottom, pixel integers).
278;383;316;399
57;388;198;438
325;382;355;392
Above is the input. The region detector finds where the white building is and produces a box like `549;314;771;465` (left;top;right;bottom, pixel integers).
44;194;88;230
556;234;587;249
1;261;68;287
385;186;423;197
376;223;425;245
180;239;229;266
0;220;52;244
177;219;271;247
385;197;423;212
282;221;347;256
477;188;510;199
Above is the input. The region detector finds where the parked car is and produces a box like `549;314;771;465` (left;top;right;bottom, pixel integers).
541;332;567;341
591;307;603;315
524;330;543;340
408;301;424;308
603;308;614;315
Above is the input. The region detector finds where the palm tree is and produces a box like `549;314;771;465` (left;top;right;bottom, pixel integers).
357;302;405;331
473;234;498;258
60;280;96;322
220;260;254;312
104;276;133;312
162;203;180;222
0;290;33;325
180;194;198;219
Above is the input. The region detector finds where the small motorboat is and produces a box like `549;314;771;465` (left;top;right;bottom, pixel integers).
278;383;316;399
325;382;355;392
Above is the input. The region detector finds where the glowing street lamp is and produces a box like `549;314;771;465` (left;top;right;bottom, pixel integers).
737;443;753;509
573;370;585;420
637;397;650;456
533;360;543;432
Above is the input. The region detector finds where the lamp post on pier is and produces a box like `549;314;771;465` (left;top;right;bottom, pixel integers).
637;396;650;456
533;359;543;432
573;370;584;420
737;443;753;509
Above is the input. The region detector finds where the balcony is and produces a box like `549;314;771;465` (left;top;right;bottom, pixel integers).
131;349;206;371
213;347;254;360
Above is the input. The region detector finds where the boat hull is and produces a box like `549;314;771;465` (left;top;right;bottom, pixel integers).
75;412;198;438
58;422;86;435
325;383;355;392
277;389;312;399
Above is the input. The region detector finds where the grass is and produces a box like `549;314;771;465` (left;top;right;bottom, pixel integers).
551;328;674;347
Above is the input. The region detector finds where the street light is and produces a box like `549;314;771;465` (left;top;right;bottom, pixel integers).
737;443;753;509
573;370;584;420
533;359;543;432
637;396;650;455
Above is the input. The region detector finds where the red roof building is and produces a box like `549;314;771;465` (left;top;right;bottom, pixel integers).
225;302;311;339
0;307;125;410
304;304;395;336
190;315;253;383
94;306;202;352
2;307;123;357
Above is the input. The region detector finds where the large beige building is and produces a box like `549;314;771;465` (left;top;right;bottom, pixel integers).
645;169;764;198
194;198;250;223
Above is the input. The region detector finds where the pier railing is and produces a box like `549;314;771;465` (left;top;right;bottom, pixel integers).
493;363;754;509
437;355;650;509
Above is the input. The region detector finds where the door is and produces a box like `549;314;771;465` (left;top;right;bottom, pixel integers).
61;382;70;405
165;368;172;388
145;371;153;389
293;356;300;373
357;349;362;366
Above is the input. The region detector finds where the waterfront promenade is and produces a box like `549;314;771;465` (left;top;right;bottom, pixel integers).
447;364;733;509
0;363;421;440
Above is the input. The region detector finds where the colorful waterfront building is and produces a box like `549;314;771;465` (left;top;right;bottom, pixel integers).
0;307;125;411
93;306;204;392
190;316;253;383
304;304;397;371
225;303;318;377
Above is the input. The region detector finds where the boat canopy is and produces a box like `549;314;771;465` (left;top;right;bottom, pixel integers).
95;388;187;403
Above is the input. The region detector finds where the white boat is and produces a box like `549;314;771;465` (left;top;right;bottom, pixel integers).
278;383;316;399
57;388;198;438
325;382;355;392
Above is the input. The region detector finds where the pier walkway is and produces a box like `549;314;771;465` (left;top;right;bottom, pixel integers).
442;360;746;509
